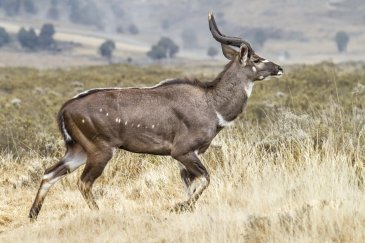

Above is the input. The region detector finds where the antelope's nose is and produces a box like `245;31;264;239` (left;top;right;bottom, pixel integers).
277;66;284;76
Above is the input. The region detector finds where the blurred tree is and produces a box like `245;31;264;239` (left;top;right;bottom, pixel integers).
207;46;218;58
161;19;170;30
17;27;38;50
23;0;37;14
99;40;116;62
181;29;198;48
147;45;167;60
335;31;349;53
128;24;139;35
147;37;179;60
47;0;59;20
157;37;179;58
68;0;104;29
38;23;56;49
0;27;10;47
2;0;21;16
252;29;267;49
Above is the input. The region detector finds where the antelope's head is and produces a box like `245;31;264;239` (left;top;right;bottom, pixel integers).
208;12;283;82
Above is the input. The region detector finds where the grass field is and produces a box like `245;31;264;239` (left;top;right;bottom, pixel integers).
0;62;364;242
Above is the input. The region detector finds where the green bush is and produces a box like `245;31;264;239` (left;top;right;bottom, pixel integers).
207;46;218;58
99;40;116;60
335;31;350;53
147;37;179;60
17;27;38;50
0;26;10;47
38;23;56;49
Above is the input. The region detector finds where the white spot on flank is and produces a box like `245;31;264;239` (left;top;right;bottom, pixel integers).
137;124;140;128
252;66;257;72
215;111;233;127
99;108;103;112
262;59;269;63
106;113;109;116
245;82;255;97
82;119;85;123
125;121;128;125
152;124;155;128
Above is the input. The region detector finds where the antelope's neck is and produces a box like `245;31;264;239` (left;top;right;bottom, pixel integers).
208;68;253;122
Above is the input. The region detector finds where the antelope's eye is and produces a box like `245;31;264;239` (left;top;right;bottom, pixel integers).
253;59;260;64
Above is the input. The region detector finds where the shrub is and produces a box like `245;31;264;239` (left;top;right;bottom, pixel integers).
207;46;218;58
2;0;21;16
17;27;38;50
181;29;198;48
0;27;10;47
147;37;179;60
38;23;56;49
68;0;104;29
157;37;179;58
128;24;139;35
47;0;59;20
23;0;37;14
99;40;116;60
335;31;350;53
147;45;167;60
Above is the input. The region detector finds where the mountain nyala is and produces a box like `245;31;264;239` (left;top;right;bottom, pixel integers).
29;12;283;220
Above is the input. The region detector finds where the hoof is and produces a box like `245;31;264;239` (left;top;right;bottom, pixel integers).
28;209;38;222
171;202;195;213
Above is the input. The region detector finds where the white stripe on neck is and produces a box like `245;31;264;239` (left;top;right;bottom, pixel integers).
215;111;233;127
245;82;254;97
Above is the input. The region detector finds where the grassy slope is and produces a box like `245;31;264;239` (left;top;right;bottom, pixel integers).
0;62;364;242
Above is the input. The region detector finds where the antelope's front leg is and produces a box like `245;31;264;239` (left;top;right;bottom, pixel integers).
173;151;210;212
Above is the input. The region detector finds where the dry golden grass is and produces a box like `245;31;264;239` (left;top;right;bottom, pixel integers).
0;63;364;242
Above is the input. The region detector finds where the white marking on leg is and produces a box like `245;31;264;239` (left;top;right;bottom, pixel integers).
215;111;233;127
137;124;140;128
65;153;87;172
41;176;62;191
60;115;72;142
259;76;264;80
188;176;208;198
99;108;103;112
125;121;128;125
43;171;55;180
244;81;254;97
115;118;118;123
151;124;155;128
82;119;85;123
106;113;109;116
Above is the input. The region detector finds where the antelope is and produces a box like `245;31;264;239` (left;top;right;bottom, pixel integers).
29;12;283;220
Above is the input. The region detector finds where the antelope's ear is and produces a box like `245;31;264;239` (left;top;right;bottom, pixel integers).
239;44;249;65
221;44;237;60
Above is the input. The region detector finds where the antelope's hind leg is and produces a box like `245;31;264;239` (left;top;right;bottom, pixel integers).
77;146;113;210
173;151;210;212
29;144;87;220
